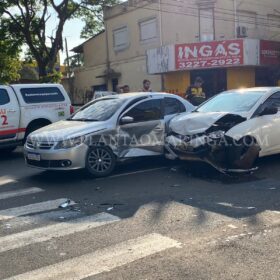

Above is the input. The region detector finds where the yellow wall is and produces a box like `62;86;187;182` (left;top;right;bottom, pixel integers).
227;67;255;90
164;71;190;96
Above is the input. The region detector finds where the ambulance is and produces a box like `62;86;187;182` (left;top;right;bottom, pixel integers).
0;84;73;153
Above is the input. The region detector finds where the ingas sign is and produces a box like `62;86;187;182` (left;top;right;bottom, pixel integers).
175;40;244;70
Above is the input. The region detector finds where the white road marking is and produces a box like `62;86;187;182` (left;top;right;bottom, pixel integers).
4;233;181;280
96;167;168;180
0;176;17;187
0;212;120;253
0;198;75;221
0;187;44;200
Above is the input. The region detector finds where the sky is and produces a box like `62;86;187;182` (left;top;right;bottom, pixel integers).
46;16;84;63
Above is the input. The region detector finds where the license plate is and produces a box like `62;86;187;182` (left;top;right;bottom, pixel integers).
27;152;41;161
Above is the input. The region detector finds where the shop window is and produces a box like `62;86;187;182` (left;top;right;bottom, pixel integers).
199;8;215;42
268;14;280;38
113;26;129;51
237;10;257;30
139;18;158;43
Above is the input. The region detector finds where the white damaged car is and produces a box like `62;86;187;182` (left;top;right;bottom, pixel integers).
165;87;280;173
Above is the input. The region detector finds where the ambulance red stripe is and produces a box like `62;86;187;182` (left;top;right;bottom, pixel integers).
0;128;26;136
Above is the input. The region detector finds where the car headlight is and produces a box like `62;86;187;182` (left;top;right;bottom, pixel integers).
208;130;225;140
55;136;85;149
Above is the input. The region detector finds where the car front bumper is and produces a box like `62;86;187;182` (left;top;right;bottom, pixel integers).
24;143;89;170
165;134;259;174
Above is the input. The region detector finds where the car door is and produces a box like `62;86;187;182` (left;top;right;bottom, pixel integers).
0;87;20;142
117;98;164;157
254;92;280;155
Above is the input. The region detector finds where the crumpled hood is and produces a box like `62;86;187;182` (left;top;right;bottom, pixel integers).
30;120;107;141
169;111;244;135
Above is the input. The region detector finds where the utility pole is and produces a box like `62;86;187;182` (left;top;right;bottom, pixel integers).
64;37;71;78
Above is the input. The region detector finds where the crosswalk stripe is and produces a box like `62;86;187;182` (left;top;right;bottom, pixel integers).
0;187;44;200
0;212;120;253
0;198;75;221
4;233;181;280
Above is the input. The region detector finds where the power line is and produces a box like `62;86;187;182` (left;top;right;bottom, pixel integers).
123;1;280;29
165;0;280;26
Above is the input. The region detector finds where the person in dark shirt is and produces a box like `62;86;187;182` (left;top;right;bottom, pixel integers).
185;77;206;106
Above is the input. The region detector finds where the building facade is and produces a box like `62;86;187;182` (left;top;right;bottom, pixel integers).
71;0;280;103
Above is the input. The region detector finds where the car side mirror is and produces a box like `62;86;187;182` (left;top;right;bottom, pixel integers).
121;116;134;124
259;106;278;116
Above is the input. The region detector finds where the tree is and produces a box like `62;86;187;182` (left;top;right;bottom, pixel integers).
0;19;22;84
0;0;119;80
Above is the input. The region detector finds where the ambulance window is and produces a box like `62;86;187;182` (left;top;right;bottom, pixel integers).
20;87;65;103
0;89;10;105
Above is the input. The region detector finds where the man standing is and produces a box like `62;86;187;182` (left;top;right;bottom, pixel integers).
141;79;152;92
185;77;206;106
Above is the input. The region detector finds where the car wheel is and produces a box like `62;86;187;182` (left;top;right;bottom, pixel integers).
0;146;17;155
85;146;116;177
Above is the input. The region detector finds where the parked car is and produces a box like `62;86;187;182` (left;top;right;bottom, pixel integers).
93;91;117;100
165;87;280;173
0;84;73;153
24;92;194;177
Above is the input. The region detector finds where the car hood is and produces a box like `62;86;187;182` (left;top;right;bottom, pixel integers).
29;120;108;141
169;111;246;135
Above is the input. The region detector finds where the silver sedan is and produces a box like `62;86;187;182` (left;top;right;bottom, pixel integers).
24;92;194;177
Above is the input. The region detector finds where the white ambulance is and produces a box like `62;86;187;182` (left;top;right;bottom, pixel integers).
0;84;73;153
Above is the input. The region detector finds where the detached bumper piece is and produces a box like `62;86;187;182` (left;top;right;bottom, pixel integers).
166;134;260;174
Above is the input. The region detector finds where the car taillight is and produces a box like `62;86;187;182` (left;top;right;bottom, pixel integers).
70;105;74;115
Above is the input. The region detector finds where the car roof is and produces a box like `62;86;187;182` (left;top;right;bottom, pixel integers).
101;92;181;100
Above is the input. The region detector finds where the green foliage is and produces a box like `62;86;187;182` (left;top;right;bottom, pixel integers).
0;0;120;78
39;71;63;83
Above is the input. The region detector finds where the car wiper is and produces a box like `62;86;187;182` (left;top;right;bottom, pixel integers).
67;118;99;122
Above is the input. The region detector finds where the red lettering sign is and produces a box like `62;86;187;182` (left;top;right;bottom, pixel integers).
260;40;280;65
1;115;8;126
175;40;244;70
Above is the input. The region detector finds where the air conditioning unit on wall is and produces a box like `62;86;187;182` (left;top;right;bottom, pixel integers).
237;26;248;38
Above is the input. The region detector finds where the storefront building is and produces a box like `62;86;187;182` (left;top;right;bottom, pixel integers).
147;39;280;97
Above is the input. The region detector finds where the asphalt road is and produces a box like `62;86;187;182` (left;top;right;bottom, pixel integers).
0;148;280;279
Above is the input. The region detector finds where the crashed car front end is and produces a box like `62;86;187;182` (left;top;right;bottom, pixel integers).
166;113;261;174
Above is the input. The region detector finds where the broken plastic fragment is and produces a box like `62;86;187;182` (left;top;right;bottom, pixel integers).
170;184;181;188
59;199;71;208
227;224;238;229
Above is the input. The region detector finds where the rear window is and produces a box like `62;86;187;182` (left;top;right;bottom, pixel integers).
20;87;65;104
0;89;10;105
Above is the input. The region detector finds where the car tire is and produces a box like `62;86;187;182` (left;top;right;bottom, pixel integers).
85;146;116;177
0;146;17;154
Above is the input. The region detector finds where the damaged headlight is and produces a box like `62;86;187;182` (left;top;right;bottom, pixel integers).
55;136;85;149
208;130;225;140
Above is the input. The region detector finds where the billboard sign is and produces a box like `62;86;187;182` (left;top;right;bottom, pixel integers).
175;40;244;70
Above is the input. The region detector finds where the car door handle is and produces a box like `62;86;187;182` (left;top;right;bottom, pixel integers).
154;127;163;131
7;109;17;113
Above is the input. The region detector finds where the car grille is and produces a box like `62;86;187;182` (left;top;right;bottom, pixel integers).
26;159;71;168
26;140;54;150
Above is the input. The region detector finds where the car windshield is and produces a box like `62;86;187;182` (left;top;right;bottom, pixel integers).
70;98;124;121
196;91;265;113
